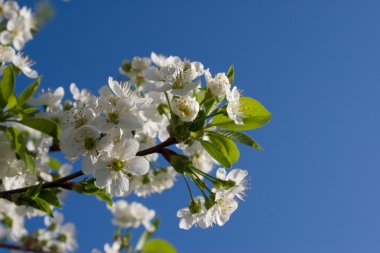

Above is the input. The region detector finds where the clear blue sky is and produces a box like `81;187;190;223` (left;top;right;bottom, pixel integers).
22;0;380;252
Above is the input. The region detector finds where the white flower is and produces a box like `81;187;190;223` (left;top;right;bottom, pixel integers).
0;45;15;62
226;86;243;125
0;199;27;242
59;125;110;164
171;95;199;122
0;134;18;179
177;197;211;230
41;211;78;252
108;200;156;232
70;83;92;106
29;87;64;108
0;1;19;22
144;59;203;96
208;191;238;226
130;167;177;197
131;56;151;71
108;77;151;107
11;53;38;78
205;69;230;97
104;240;122;253
150;52;181;68
93;138;149;196
95;90;142;132
214;168;248;200
59;105;96;130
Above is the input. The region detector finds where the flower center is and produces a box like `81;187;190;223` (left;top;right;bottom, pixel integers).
84;137;96;151
107;112;119;124
110;158;125;172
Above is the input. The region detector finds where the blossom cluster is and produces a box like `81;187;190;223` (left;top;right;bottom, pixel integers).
0;0;38;78
0;198;77;252
0;2;271;252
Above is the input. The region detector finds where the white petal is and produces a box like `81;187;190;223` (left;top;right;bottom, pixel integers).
108;77;124;98
120;138;139;160
125;156;149;175
109;172;130;197
94;167;112;188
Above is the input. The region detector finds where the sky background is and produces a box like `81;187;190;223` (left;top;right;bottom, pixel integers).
18;0;380;252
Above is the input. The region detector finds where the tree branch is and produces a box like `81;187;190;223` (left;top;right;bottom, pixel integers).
0;137;178;199
0;242;53;253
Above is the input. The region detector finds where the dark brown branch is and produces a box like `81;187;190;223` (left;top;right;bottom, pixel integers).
136;137;177;156
0;242;53;253
0;171;85;199
0;137;178;198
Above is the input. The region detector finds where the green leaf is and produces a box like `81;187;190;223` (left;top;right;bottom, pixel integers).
195;88;207;103
187;110;205;132
18;76;41;106
31;197;53;217
227;65;234;84
19;117;59;137
201;134;240;168
73;179;113;206
49;158;61;170
200;140;232;168
142;239;177;253
210;97;271;130
38;189;61;208
209;134;239;165
95;190;113;206
5;127;36;175
208;129;263;150
25;183;42;200
0;65;15;109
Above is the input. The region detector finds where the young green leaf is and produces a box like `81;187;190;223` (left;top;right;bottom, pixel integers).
210;97;272;130
208;129;263;150
38;189;61;208
0;65;15;109
227;65;234;84
20;117;59;138
200;140;231;167
142;239;177;253
200;134;240;168
30;197;53;217
49;157;61;170
209;134;240;165
18;76;41;106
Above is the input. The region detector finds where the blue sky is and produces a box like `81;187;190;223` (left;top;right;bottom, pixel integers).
21;0;380;252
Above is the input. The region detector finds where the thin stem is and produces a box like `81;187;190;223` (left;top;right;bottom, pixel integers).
183;174;195;202
0;242;53;253
191;166;218;182
192;172;213;196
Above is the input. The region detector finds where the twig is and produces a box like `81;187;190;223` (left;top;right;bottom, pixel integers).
0;137;178;198
0;242;53;253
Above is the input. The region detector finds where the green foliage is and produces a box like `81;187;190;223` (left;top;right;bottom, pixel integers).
14;184;61;217
5;127;36;175
0;65;16;109
38;189;61;208
49;158;61;170
72;179;113;206
187;110;206;132
200;134;239;168
18;77;41;106
211;97;272;130
142;239;177;253
20;117;59;138
208;129;263;150
227;65;234;84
